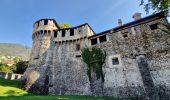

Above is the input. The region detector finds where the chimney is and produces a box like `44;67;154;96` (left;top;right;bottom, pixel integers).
118;19;123;26
133;13;142;21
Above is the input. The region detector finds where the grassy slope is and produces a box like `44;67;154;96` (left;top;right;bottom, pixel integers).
0;78;129;100
0;78;28;96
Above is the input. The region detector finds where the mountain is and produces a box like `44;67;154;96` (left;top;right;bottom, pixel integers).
0;43;31;60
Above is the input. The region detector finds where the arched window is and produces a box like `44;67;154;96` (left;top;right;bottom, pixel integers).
40;30;43;34
44;30;47;34
48;30;51;34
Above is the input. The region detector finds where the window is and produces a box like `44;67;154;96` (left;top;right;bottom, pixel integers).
76;44;80;51
34;55;39;59
112;57;119;65
122;32;128;38
99;35;107;43
108;55;122;68
150;23;158;30
48;30;51;33
44;30;47;34
34;57;39;59
123;34;128;38
62;30;65;37
76;55;81;58
40;30;43;34
54;30;58;37
79;29;81;33
91;38;97;45
70;29;74;36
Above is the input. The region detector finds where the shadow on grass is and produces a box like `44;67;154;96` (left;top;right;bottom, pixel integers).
0;95;130;100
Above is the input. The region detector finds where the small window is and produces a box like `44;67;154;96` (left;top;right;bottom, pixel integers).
34;55;39;59
40;30;43;34
76;44;80;51
44;30;47;34
79;29;81;33
150;23;158;30
44;20;48;25
122;32;128;38
70;29;74;36
112;58;119;65
123;34;128;38
99;35;107;43
76;55;81;58
34;57;39;59
91;38;97;45
54;30;58;37
62;30;65;37
48;30;51;33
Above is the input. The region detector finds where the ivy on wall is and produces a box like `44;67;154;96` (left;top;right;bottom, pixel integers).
81;47;106;82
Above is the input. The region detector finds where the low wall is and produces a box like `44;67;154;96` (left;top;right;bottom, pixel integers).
0;72;23;80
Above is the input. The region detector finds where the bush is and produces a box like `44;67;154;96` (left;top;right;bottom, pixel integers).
15;61;29;74
0;64;14;73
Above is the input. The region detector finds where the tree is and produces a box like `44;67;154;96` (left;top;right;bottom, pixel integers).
59;23;71;29
0;64;16;73
81;47;106;82
139;0;170;15
160;23;170;34
15;61;29;74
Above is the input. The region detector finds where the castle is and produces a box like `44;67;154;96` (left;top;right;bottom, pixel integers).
24;12;170;99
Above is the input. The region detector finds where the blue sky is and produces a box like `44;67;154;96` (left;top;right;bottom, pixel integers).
0;0;169;47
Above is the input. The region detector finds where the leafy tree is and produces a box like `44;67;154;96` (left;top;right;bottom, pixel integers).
81;47;106;82
139;0;170;14
0;64;15;73
15;61;29;74
13;57;22;63
59;23;71;29
160;22;170;34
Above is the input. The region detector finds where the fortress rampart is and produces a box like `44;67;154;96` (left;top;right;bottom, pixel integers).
25;12;170;99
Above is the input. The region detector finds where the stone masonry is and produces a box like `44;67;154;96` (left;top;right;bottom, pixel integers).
24;12;170;99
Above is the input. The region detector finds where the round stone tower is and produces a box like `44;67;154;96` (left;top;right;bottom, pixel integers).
30;19;59;65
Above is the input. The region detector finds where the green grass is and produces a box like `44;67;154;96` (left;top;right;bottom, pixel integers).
0;77;28;96
0;78;129;100
0;96;127;100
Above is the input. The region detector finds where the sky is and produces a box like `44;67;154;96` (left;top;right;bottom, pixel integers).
0;0;169;47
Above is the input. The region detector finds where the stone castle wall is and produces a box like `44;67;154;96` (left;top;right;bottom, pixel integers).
24;12;170;99
90;17;170;98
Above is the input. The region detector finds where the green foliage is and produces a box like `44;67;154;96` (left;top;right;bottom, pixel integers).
160;22;170;34
139;0;170;15
15;61;29;74
0;64;16;73
81;48;93;81
0;77;21;87
59;23;71;29
13;57;22;63
0;60;28;74
0;78;28;96
0;78;127;100
81;47;106;82
0;65;13;73
0;96;124;100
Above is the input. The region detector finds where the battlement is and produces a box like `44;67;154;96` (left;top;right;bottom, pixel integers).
53;23;95;43
33;19;59;34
